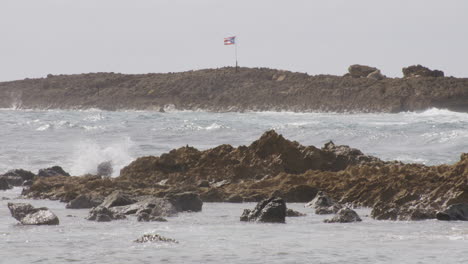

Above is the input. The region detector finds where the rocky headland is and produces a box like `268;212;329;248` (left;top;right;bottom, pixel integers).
0;65;467;113
5;130;468;222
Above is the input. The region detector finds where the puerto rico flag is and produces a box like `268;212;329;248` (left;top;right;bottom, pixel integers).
224;36;236;45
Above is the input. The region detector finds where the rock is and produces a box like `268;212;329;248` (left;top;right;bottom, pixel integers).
1;197;10;200
324;208;362;223
0;178;11;190
97;161;113;177
38;166;70;177
367;70;385;80
0;169;35;186
197;180;210;188
286;208;306;217
96;214;112;222
100;191;136;208
371;202;436;221
165;192;203;212
7;202;59;225
240;197;286;223
402;65;444;78
282;185;318;203
436;203;468;221
226;194;243;203
348;64;378;78
137;212;168;222
22;180;33;186
86;206;126;221
305;191;334;208
315;205;342;215
66;194;104;209
110;197;178;217
134;234;178;243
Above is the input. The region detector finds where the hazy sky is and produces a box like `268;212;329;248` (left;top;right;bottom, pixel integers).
1;0;467;81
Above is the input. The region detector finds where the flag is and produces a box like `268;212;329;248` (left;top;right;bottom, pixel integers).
224;36;236;45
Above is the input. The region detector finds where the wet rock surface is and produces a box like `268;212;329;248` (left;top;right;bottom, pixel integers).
134;234;178;243
7;202;59;225
436;204;468;221
324;208;362;223
86;206;126;222
38;166;70;177
20;132;468;222
97;161;113;177
0;178;11;190
0;169;35;186
66;194;104;209
240;197;287;223
286;208;306;217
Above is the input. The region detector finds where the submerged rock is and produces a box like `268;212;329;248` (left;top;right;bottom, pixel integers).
286;208;306;217
240;197;286;223
7;202;59;225
66;194;104;209
137;212;168;222
38;166;70;177
110;197;178;217
134;234;178;243
436;204;468;221
324;208;362;223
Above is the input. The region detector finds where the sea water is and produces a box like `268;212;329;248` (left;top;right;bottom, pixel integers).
1;108;468;263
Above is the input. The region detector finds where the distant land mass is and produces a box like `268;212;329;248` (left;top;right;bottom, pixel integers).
0;66;467;113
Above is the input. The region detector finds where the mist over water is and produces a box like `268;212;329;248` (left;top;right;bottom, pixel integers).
1;108;467;176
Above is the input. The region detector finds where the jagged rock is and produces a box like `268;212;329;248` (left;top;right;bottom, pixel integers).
305;191;343;214
134;234;178;243
137;212;168;222
402;65;444;78
0;178;11;190
240;197;286;223
436;204;468;221
100;191;136;208
324;208;362;223
371;202;436;220
66;194;104;209
282;185;318;203
348;64;378;78
165;192;203;212
97;161;113;177
367;70;385;80
86;206;126;221
38;166;70;177
7;202;59;225
22;180;33;186
286;208;306;217
0;169;35;186
110;197;178;217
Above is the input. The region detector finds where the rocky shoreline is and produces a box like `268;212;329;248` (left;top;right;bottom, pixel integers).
3;130;468;222
0;65;467;113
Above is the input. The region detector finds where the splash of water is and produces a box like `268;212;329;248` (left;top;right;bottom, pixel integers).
68;138;135;177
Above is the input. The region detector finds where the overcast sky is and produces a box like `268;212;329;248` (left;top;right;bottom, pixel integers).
1;0;467;81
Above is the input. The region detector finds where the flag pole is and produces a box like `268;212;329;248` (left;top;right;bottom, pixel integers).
235;37;238;72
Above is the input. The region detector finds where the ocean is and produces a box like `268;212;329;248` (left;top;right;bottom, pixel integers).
1;108;468;263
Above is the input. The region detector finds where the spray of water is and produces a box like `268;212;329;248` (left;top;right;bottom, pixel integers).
68;137;135;177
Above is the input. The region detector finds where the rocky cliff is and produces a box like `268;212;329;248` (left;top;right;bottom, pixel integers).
0;67;467;112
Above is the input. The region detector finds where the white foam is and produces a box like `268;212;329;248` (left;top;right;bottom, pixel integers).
68;138;135;177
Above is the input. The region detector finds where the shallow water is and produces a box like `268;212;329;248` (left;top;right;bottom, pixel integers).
1;188;468;264
1;108;468;176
